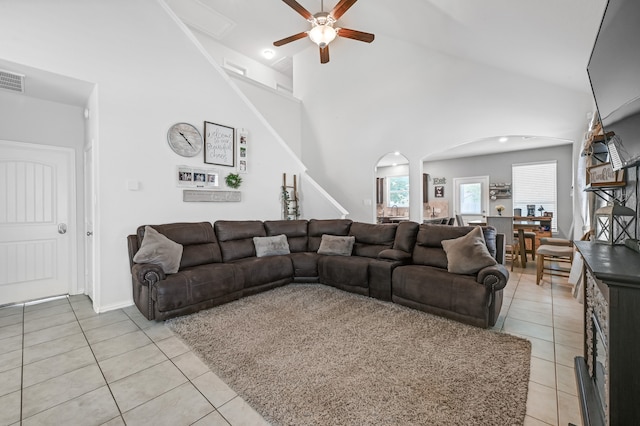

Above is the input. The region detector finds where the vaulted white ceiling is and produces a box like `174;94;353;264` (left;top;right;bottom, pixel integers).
167;0;607;93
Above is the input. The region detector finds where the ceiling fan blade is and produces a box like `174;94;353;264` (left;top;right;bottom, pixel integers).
274;31;308;47
330;0;358;20
320;46;330;64
281;0;313;20
337;28;375;43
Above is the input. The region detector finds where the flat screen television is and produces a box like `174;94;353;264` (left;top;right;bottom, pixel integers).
587;0;640;169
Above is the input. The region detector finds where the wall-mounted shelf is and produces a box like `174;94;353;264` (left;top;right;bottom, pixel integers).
489;183;511;199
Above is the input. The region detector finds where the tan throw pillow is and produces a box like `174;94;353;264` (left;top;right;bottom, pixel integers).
133;226;183;274
441;226;497;275
253;234;290;257
317;234;355;256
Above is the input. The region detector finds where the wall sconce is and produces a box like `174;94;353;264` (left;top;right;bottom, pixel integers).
594;203;636;245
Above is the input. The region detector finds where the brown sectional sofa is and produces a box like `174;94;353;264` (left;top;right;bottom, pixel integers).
127;219;509;328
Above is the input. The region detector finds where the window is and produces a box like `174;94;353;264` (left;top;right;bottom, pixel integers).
459;182;482;214
387;176;409;207
512;161;557;232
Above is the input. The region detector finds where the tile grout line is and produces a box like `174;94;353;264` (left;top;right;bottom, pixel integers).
73;300;129;424
140;315;232;426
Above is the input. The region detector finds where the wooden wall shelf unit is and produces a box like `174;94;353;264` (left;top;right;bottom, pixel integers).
489;183;511;199
574;242;640;426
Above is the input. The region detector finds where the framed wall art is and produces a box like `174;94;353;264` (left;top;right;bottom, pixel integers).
237;128;248;173
434;185;444;198
204;121;235;167
177;166;219;188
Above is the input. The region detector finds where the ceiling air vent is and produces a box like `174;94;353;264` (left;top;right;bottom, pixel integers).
0;69;25;93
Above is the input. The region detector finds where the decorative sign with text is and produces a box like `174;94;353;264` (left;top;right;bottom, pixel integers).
204;121;235;167
587;162;625;187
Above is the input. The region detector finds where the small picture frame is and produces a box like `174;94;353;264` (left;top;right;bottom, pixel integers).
177;166;193;187
206;171;219;187
204;121;235;167
434;185;444;198
177;166;219;188
543;211;553;217
237;128;248;174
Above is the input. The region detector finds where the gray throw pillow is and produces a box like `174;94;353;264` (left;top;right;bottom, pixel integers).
441;226;497;275
253;234;291;257
317;234;355;256
133;226;183;274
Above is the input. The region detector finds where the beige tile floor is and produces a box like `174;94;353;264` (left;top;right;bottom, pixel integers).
0;261;583;426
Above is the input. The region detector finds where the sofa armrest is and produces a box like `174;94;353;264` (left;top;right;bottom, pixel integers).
476;264;509;291
132;263;166;286
378;249;412;263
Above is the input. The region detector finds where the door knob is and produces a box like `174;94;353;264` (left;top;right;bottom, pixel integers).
86;231;93;236
58;223;67;234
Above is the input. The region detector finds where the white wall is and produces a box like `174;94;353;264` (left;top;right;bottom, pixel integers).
0;91;86;289
0;0;330;312
192;30;293;92
294;34;594;224
228;72;302;158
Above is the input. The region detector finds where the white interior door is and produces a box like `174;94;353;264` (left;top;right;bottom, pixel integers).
84;146;94;301
0;140;75;305
453;176;490;224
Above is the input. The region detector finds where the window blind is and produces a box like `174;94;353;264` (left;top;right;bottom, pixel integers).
512;161;557;232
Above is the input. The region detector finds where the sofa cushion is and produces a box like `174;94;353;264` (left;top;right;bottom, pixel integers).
318;255;370;289
349;222;396;258
392;265;490;321
287;252;320;277
137;222;222;267
153;263;242;312
253;234;290;257
215;220;267;262
441;226;497;275
393;221;419;253
133;226;183;274
231;256;294;288
264;220;308;253
318;234;355;256
412;225;497;269
308;219;352;252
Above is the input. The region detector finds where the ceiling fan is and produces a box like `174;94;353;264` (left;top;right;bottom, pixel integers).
273;0;375;64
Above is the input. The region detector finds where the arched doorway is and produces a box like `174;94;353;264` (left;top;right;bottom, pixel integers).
374;152;410;223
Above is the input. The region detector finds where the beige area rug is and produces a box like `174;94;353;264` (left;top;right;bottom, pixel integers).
167;285;531;425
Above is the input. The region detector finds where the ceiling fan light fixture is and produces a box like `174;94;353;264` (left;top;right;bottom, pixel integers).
308;23;337;48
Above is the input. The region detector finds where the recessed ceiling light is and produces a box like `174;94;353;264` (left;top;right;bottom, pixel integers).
498;137;509;143
392;163;398;167
394;151;400;155
262;49;275;59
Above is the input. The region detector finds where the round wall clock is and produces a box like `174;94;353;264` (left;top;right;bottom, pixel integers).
167;123;203;157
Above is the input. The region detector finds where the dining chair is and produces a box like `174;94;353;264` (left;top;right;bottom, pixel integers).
514;230;537;260
486;216;521;270
536;241;573;285
455;214;465;226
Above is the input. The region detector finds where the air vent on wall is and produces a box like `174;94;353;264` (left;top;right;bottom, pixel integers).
0;69;25;93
